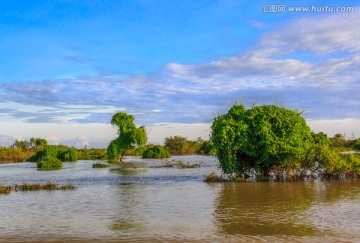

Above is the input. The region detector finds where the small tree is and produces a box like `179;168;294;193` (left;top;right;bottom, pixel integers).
11;140;30;151
108;112;147;162
211;104;313;175
30;137;48;151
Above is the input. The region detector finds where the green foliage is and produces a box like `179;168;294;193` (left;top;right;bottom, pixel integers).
0;137;50;162
92;162;110;168
198;140;216;155
353;139;360;151
311;132;330;146
11;140;30;151
108;112;147;162
164;136;201;155
37;156;63;169
329;133;355;151
58;148;78;161
77;146;107;160
29;145;78;162
211;104;314;175
30;137;48;150
164;136;189;155
0;146;33;162
142;145;170;159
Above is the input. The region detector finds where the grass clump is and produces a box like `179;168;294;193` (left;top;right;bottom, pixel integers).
0;184;13;194
37;156;63;169
14;182;76;191
1;182;76;195
92;162;110;168
177;160;203;168
203;172;229;182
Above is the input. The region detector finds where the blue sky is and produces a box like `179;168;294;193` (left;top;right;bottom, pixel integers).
0;0;359;147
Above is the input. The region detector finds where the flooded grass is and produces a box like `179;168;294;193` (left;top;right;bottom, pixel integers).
177;160;203;168
118;161;148;169
0;184;13;194
150;159;204;169
92;162;110;168
0;182;76;195
203;172;229;182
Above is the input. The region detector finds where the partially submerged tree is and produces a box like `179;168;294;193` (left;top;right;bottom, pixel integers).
108;112;147;162
211;104;314;176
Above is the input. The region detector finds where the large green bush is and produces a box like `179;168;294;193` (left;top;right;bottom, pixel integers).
211;104;314;175
29;145;78;162
58;148;78;161
142;145;170;159
37;156;63;169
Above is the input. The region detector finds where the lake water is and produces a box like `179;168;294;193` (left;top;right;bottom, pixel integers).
1;155;360;242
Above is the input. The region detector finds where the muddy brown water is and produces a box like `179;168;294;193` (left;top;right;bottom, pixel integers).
1;155;360;242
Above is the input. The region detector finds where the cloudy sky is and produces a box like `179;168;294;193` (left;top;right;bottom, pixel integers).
0;0;359;147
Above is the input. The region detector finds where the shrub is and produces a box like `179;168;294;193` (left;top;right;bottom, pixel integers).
142;145;170;159
30;145;78;162
37;156;63;169
211;104;314;175
164;136;202;155
197;140;216;155
58;148;78;161
0;147;33;162
354;139;360;151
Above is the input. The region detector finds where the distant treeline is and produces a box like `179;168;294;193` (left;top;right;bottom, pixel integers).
1;134;358;163
0;136;216;162
0;138;108;162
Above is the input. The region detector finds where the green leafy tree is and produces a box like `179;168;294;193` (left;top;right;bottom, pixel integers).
163;136;202;155
30;137;48;151
164;136;188;155
211;104;313;175
108;112;147;162
11;140;30;151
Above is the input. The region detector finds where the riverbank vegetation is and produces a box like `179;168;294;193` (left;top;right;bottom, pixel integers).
164;136;215;155
211;104;360;182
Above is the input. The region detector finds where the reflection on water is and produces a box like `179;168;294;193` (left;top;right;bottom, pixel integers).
1;156;360;242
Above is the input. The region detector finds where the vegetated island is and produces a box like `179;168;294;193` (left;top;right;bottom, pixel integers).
207;104;360;182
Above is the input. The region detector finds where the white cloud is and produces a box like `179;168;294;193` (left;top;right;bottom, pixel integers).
74;135;89;148
0;10;359;143
45;134;60;145
261;10;360;54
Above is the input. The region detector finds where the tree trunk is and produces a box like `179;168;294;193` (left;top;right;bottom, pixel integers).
119;150;127;162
